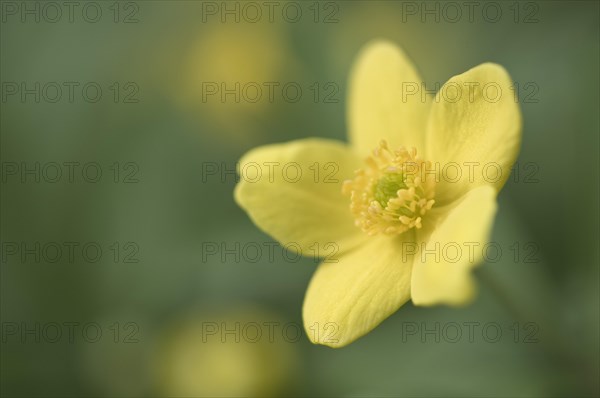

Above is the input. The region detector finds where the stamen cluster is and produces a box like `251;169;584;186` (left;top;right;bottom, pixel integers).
343;141;436;236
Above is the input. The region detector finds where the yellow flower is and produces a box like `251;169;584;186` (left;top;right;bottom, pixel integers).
154;307;296;396
234;40;521;347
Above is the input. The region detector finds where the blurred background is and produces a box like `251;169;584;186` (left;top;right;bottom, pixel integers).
1;1;598;397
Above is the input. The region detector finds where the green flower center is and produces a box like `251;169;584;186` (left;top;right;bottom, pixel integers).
373;172;407;208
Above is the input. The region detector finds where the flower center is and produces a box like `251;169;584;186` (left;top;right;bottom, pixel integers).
343;141;436;236
373;173;407;208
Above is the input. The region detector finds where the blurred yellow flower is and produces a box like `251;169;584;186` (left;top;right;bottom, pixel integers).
173;22;299;143
234;40;521;347
154;308;296;396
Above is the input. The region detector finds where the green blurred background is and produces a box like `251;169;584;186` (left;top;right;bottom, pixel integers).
1;1;598;396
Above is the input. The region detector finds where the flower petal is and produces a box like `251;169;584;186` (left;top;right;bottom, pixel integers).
411;185;497;306
303;233;415;348
426;63;522;204
234;138;365;255
348;40;431;157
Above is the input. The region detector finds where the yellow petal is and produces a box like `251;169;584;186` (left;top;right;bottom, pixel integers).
426;63;522;204
411;185;497;306
234;138;365;255
348;40;431;157
303;233;415;348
